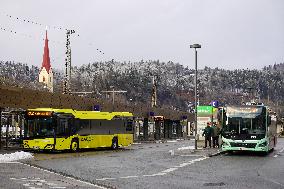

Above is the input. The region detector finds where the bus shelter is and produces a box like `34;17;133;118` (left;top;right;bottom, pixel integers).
0;108;25;149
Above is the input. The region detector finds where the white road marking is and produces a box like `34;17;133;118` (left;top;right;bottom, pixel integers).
4;152;210;183
162;168;178;173
262;177;284;187
15;162;107;189
11;177;66;189
142;172;166;177
120;176;139;179
174;162;194;168
273;147;284;158
95;156;209;181
96;177;117;181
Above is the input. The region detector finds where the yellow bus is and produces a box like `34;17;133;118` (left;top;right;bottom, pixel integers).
23;108;134;152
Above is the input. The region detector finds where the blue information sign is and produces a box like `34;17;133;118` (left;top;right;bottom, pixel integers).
211;100;219;108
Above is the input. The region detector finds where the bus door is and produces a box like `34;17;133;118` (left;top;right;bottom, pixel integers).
56;114;74;140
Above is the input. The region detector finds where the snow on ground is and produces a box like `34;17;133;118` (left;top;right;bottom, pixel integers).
0;151;33;163
133;142;142;145
177;146;195;151
167;140;178;143
176;138;185;141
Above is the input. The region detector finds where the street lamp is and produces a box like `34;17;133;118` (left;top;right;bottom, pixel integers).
190;43;201;150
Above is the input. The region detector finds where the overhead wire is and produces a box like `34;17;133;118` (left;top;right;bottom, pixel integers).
1;13;105;55
0;25;64;45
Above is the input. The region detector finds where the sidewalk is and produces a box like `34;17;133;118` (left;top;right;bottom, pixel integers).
173;140;223;157
0;139;223;158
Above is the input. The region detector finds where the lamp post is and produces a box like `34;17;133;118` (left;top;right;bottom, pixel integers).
190;43;201;150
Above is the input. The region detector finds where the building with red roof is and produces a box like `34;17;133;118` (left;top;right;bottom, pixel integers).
39;30;53;92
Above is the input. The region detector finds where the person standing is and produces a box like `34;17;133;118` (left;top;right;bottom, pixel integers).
212;122;220;148
203;123;212;148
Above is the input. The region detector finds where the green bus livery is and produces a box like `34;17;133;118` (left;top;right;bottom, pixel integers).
221;105;277;153
23;108;134;151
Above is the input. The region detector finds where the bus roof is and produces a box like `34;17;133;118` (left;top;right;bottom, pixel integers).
27;108;133;120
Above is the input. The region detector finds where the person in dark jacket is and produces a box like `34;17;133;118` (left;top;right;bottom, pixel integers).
203;123;213;148
211;122;220;148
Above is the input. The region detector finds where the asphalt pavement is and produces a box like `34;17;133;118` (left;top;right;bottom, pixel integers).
1;138;284;189
0;162;106;189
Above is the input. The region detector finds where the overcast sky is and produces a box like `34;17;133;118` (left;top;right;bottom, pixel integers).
0;0;283;70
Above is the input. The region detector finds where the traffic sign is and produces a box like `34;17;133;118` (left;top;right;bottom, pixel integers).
211;100;219;108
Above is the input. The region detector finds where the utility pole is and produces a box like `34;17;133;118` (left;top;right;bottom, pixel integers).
63;29;75;94
101;88;127;111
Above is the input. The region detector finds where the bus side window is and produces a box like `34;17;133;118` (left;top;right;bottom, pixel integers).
57;118;69;137
78;120;90;135
126;120;133;131
71;119;79;135
90;120;100;134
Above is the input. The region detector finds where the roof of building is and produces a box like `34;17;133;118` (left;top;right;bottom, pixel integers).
41;30;51;73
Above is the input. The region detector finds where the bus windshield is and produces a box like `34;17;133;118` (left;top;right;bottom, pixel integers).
24;117;54;139
222;106;266;140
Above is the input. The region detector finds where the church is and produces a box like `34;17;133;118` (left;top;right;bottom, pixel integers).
38;30;53;92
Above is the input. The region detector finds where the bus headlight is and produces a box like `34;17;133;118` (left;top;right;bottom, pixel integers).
258;141;267;147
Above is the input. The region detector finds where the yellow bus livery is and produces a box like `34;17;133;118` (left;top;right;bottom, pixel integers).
23;108;134;152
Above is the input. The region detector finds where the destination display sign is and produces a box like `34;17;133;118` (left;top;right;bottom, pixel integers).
27;111;52;116
227;106;263;118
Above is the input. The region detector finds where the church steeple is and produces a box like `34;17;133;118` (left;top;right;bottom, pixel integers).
41;30;51;73
39;29;53;93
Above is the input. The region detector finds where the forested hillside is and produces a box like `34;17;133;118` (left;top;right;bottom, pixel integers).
0;60;283;115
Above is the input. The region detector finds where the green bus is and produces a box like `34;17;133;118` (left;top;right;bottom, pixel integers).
221;105;277;153
23;108;134;152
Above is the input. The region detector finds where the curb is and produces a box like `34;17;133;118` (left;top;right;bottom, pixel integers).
134;138;188;144
208;150;225;157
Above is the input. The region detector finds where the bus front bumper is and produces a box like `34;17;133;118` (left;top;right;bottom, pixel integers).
23;139;55;150
221;138;269;152
222;146;268;152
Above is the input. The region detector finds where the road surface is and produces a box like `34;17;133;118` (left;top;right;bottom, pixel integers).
1;138;284;189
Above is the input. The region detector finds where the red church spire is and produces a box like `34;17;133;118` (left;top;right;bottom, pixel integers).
41;30;51;73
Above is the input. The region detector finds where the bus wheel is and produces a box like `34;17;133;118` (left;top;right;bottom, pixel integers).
111;137;118;150
70;140;79;152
